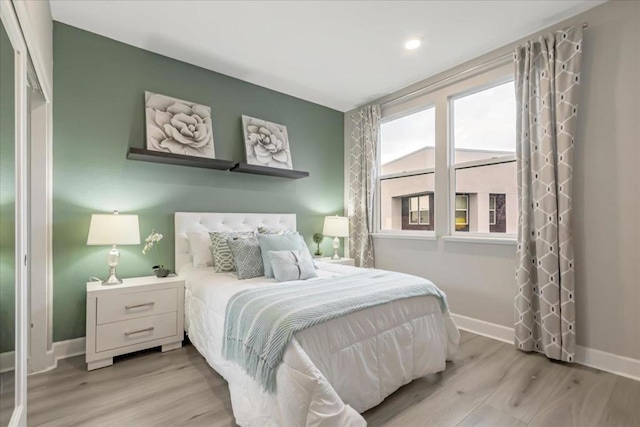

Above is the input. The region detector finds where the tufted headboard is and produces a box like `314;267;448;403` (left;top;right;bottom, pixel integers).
174;212;297;273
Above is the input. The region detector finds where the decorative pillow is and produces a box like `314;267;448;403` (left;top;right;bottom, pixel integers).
256;226;293;235
294;234;319;269
268;250;317;282
210;231;254;273
187;231;214;268
227;237;264;280
257;233;306;278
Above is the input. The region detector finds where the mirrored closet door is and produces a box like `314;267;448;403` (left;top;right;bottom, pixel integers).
0;16;17;427
0;1;30;425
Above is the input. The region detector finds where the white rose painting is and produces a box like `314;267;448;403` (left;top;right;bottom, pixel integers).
145;91;215;158
242;115;293;170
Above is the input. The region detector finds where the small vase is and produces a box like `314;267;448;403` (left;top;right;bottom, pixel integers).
154;267;170;278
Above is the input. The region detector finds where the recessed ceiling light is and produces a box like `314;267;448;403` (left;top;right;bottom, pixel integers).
404;38;422;50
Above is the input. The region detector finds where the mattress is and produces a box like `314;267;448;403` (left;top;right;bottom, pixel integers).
181;262;459;427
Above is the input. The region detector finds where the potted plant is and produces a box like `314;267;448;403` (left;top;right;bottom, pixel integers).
143;229;170;277
312;232;324;257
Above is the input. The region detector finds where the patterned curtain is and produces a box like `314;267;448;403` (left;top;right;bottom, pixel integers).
514;26;582;362
348;105;380;268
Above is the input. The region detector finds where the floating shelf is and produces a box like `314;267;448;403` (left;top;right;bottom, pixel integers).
127;148;236;170
230;163;309;179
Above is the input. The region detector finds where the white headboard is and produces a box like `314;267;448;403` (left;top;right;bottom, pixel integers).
174;212;297;273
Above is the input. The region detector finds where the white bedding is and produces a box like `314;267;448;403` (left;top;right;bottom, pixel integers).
182;262;460;427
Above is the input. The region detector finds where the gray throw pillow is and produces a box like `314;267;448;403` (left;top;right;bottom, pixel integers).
227;237;264;280
268;250;317;282
210;231;254;273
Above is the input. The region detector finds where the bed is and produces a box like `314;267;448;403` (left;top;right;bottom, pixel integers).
175;212;459;427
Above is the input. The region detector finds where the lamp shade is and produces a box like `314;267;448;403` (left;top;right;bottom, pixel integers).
322;216;349;237
87;213;140;246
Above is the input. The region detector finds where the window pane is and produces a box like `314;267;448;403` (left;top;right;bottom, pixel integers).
455;195;468;210
452;81;515;164
380;107;435;174
418;195;428;210
419;211;429;224
410;196;418;211
455;211;468;224
455;163;516;233
489;195;496;209
380;173;434;231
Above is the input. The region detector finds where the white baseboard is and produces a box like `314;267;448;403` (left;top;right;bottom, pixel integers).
450;313;514;344
33;337;86;374
450;313;640;382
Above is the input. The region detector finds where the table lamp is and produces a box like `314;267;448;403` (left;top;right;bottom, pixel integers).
322;216;349;260
87;211;140;285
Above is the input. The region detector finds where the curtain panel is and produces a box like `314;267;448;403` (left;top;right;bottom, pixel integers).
348;105;380;268
514;26;582;362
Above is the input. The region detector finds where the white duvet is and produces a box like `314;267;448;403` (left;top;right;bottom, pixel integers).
181;262;460;427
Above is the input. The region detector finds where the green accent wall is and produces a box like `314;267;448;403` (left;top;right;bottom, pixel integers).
53;23;344;342
0;20;16;353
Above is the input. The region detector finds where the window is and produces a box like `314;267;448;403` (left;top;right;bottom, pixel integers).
379;107;435;232
374;63;517;241
401;193;433;230
455;194;469;232
451;81;517;235
489;193;507;233
409;195;430;224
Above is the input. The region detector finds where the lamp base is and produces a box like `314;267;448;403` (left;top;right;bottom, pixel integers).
332;236;341;260
102;266;123;285
102;246;123;285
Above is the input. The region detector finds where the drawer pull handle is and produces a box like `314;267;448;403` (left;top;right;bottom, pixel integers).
124;327;154;336
125;302;155;309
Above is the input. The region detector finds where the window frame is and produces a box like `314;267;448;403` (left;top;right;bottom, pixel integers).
376;104;437;235
372;62;517;244
447;76;517;239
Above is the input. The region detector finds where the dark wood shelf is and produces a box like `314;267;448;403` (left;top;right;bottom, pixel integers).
127;148;236;170
230;163;309;179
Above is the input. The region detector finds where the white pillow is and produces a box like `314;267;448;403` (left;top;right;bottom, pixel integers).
187;231;214;268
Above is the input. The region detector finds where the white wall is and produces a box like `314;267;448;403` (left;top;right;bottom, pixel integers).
346;0;640;360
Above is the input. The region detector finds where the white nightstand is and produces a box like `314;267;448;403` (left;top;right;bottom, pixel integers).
85;276;185;371
319;257;355;266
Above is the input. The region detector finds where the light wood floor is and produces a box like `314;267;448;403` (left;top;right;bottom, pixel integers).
26;331;639;427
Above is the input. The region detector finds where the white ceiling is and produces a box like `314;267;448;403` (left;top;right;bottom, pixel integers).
50;1;603;112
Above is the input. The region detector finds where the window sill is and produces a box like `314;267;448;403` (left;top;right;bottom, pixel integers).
371;233;437;241
441;235;517;245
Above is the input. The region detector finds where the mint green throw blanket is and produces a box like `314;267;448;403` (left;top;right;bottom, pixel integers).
222;269;449;393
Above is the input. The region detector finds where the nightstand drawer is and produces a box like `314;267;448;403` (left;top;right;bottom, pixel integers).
96;288;177;324
95;312;177;352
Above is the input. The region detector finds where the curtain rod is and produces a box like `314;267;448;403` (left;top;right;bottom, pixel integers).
381;22;588;108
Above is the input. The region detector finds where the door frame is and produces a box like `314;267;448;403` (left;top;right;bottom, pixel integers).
1;1;29;425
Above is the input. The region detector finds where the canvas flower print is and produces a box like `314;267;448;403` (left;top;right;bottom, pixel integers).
145;91;215;158
242;115;293;169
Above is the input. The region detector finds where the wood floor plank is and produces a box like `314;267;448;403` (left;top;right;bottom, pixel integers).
456;404;527;427
482;351;571;423
597;376;640;427
527;364;618;427
26;332;640;427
